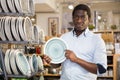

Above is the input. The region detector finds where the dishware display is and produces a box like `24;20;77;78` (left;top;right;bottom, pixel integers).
44;37;67;64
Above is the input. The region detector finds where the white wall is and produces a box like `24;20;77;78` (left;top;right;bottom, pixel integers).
36;12;62;36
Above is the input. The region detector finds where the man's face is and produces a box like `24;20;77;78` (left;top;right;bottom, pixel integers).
73;10;90;31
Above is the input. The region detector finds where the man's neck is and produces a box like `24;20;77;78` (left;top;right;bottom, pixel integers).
74;28;85;37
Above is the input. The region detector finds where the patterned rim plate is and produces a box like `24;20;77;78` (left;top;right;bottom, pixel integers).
44;37;67;64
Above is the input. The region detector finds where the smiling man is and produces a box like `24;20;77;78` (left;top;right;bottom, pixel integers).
60;4;107;80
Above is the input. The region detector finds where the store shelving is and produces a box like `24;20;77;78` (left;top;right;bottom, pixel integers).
94;30;120;80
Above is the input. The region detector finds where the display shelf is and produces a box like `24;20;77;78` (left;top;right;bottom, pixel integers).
0;12;35;17
7;72;38;78
0;41;28;44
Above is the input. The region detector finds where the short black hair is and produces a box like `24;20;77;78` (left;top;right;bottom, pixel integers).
72;4;91;18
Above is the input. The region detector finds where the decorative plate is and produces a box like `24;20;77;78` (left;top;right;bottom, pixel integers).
44;37;67;64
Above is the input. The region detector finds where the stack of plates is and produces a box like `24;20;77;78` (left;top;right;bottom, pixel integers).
0;0;34;14
44;37;68;64
0;17;33;42
4;49;31;76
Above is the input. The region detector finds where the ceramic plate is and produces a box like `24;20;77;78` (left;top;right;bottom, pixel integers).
4;17;13;41
33;25;39;43
0;17;7;41
10;49;19;75
6;0;16;13
10;17;20;41
29;54;38;72
17;17;26;41
37;56;44;71
20;0;30;13
0;0;9;12
39;29;45;43
15;50;31;76
23;17;33;42
44;37;67;64
5;49;12;74
14;0;22;13
29;0;34;14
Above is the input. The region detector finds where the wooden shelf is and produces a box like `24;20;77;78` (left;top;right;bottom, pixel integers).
43;74;60;77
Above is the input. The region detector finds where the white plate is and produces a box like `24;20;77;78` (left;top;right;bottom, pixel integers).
17;17;26;41
10;49;19;75
44;37;67;64
15;50;31;76
14;0;22;13
29;54;38;72
39;29;45;43
37;56;44;71
4;17;13;41
23;17;33;42
0;0;9;12
0;17;7;41
33;25;39;43
20;0;30;13
6;0;16;13
5;49;12;74
10;17;20;41
29;0;34;14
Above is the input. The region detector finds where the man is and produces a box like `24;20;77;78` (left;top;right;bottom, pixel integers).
44;4;107;80
60;4;107;80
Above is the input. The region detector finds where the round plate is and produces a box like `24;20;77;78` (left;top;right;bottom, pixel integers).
10;49;19;75
29;54;38;72
10;17;20;41
23;17;33;42
5;49;12;74
15;50;31;76
4;17;13;41
0;17;7;41
0;0;9;12
44;37;67;64
37;56;44;71
14;0;22;13
33;25;39;43
39;29;45;43
6;0;16;13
